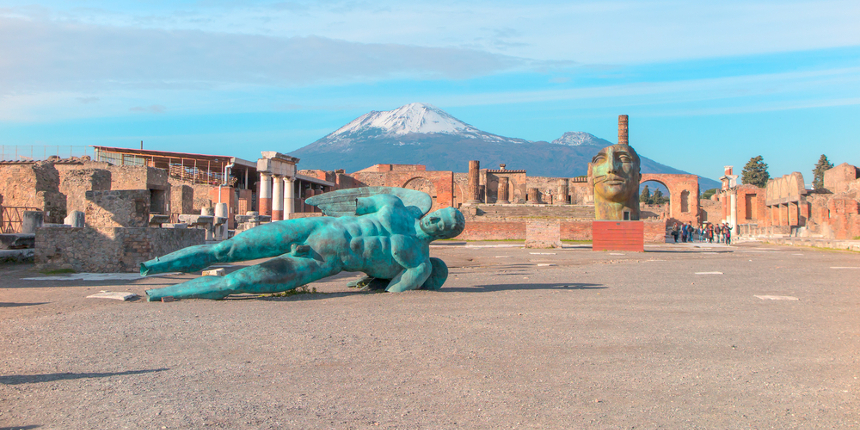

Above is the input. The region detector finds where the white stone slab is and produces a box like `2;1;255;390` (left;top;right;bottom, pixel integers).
202;268;226;276
695;272;723;275
536;263;555;267
755;295;799;301
87;291;138;301
831;267;860;269
23;272;181;281
530;252;556;255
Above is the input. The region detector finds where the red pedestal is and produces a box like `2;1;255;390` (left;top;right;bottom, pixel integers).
592;221;644;252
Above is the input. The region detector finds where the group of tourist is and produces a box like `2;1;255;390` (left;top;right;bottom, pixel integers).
670;222;733;244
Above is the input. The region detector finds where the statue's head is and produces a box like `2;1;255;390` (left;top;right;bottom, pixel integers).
589;144;641;220
420;207;466;239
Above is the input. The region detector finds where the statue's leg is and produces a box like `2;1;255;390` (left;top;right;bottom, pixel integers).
140;218;326;276
145;254;341;301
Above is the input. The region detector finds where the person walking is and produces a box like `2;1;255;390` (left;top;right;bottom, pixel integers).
725;224;732;245
671;222;679;243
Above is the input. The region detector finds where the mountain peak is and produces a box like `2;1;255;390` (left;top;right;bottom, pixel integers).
331;102;480;137
551;132;611;147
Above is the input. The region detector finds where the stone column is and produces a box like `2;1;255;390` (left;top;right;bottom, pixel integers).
284;177;295;220
618;114;629;145
22;211;44;234
497;177;509;204
467;160;480;203
259;172;272;216
556;179;569;205
272;175;284;221
730;191;737;232
528;187;540;204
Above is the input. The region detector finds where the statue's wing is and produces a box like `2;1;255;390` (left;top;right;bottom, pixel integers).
305;186;433;217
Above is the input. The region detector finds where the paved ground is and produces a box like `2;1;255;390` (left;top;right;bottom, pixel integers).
1;241;859;429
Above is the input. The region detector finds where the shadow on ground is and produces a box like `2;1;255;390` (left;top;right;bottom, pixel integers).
445;283;605;292
0;368;169;385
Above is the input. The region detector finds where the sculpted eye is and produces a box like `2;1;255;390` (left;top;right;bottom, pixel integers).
592;156;604;164
430;217;440;222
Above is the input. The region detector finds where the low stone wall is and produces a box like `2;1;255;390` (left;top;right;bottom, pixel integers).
36;227;205;272
458;219;667;242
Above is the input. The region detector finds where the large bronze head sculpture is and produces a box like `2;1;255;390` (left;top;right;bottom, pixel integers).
588;143;641;220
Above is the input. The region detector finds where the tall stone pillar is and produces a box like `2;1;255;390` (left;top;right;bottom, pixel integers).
556;179;569;205
618;114;629;145
497;177;509;204
467;160;480;203
528;187;540;204
284;177;295;220
730;191;737;231
272;175;284;221
259;172;272;216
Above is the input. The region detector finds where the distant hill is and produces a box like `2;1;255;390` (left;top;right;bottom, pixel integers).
289;103;721;192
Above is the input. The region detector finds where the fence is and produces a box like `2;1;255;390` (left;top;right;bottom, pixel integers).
1;206;39;233
0;145;94;161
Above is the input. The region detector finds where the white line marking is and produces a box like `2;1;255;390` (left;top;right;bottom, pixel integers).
695;272;723;275
609;253;625;256
23;272;181;281
465;244;522;248
530;252;556;255
536;263;555;267
755;295;799;301
831;267;860;269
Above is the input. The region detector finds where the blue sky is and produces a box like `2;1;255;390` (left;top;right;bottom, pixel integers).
1;0;858;182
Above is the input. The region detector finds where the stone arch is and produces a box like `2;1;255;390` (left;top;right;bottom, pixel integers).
402;177;437;211
640;173;699;224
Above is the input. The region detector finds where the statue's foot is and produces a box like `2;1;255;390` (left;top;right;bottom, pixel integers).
145;276;231;301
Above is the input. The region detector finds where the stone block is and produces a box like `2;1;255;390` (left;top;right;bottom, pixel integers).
0;233;35;249
22;211;44;234
525;221;561;248
64;210;85;227
202;268;226;276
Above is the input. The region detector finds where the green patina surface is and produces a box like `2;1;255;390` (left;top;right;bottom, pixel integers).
589;143;641;221
142;187;465;301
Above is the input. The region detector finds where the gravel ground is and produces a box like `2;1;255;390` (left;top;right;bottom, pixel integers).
1;241;859;429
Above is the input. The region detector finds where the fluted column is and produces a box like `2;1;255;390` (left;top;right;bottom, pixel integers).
272;174;284;221
497;177;509;204
259;172;272;216
467;160;480;203
283;177;295;220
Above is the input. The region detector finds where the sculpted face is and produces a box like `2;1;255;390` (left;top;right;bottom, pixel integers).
420;207;466;239
591;144;640;203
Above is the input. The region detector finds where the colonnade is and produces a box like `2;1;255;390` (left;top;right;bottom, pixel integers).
258;172;295;221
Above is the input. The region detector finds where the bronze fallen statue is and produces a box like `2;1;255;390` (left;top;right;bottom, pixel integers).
141;187;466;300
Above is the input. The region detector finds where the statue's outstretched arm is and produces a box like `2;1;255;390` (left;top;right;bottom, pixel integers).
385;259;432;292
355;194;402;216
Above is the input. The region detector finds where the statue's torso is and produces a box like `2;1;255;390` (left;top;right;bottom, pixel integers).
307;206;427;278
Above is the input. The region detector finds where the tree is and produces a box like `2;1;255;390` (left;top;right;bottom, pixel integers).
701;188;718;199
742;155;770;187
812;154;834;190
651;189;668;205
640;185;651;203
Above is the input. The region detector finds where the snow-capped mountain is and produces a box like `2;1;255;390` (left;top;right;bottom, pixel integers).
288;103;720;189
308;103;529;150
551;132;612;147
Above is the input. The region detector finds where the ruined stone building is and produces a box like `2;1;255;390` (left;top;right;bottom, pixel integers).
713;163;860;241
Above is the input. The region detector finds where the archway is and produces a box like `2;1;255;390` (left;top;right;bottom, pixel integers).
402;177;438;211
640;173;700;224
639;179;671;221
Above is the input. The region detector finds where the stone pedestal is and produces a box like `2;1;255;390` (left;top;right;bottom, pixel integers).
64;210;85;228
592;220;644;252
527;188;540;204
556;179;569;205
525;221;561;248
22;211;44;234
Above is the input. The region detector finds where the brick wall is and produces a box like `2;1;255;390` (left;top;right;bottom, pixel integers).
36;226;205;272
458;219;666;242
525;221;561;248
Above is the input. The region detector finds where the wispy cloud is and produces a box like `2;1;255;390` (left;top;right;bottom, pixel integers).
130;104;166;113
0;16;534;95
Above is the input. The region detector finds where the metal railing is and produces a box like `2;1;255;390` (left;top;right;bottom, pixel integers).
0;145;94;161
0;206;39;233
